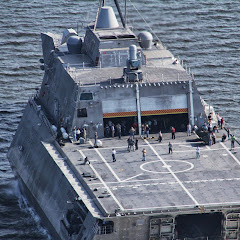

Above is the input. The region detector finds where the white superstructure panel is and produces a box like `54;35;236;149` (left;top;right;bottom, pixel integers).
102;98;137;113
140;95;187;111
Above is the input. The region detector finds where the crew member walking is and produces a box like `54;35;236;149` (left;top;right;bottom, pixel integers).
168;142;173;154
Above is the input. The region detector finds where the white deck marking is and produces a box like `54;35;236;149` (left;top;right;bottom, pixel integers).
200;201;240;207
78;150;124;211
80;143;240;154
125;201;240;211
122;173;143;182
140;160;194;174
220;142;240;166
88;176;240;186
80;141;204;151
89;140;122;182
125;204;199;211
88;178;170;185
144;139;199;205
162;165;171;168
88;159;98;162
179;144;193;148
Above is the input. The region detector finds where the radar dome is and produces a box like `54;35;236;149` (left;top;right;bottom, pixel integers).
138;31;153;49
96;6;119;29
67;36;82;54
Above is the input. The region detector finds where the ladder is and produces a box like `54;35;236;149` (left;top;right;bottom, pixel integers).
224;212;240;240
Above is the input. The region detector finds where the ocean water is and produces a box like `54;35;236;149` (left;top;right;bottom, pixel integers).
0;0;239;239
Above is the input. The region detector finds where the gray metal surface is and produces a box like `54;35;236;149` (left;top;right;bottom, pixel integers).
63;131;240;215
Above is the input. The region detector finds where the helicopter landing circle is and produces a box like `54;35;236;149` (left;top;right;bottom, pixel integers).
140;160;194;174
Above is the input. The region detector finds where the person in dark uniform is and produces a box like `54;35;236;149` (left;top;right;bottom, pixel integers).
158;130;162;142
112;149;116;162
168;142;173;154
135;139;138;150
84;157;90;165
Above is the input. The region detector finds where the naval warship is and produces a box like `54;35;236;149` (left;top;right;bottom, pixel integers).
8;0;240;239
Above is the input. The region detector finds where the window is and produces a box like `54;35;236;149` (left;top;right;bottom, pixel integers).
117;34;135;39
99;35;117;40
97;220;114;235
77;108;87;117
80;92;93;100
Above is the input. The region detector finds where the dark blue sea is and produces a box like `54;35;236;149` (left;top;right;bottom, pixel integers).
0;0;239;239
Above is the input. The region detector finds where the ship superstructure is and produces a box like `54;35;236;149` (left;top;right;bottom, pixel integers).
8;1;240;240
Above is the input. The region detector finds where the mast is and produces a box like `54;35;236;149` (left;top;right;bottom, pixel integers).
94;0;103;31
113;0;126;28
124;0;127;25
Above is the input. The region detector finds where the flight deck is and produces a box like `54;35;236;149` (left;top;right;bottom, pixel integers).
63;131;240;216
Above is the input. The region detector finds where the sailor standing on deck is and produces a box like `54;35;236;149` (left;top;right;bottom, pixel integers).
158;130;163;142
196;146;200;159
142;149;146;161
116;123;122;139
145;124;150;138
76;128;81;141
72;126;77;142
187;123;191;136
111;124;115;138
135;139;138;150
231;135;236;150
129;127;135;139
168;142;173;154
94;131;98;146
227;128;231;139
83;128;87;142
221;117;224;129
112;149;116;162
217;113;221;128
171;127;175;139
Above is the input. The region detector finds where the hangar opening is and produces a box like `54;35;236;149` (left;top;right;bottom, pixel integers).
141;113;188;133
103;116;137;137
103;113;188;137
175;212;223;239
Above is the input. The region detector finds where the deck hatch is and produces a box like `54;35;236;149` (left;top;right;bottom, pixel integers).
175;212;223;239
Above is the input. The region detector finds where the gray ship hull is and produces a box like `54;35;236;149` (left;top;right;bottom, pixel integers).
7;1;240;239
8;99;240;239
